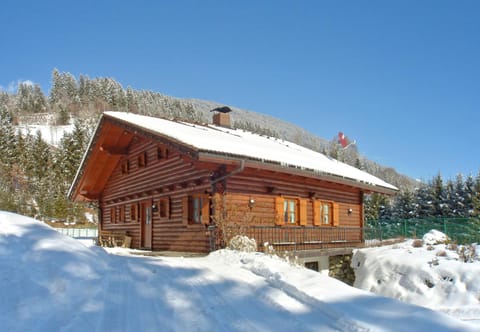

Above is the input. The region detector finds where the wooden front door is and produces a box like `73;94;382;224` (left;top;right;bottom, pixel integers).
141;200;153;249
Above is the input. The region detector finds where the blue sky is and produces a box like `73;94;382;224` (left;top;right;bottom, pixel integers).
1;0;479;181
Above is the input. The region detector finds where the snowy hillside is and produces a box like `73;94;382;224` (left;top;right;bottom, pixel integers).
16;124;74;147
353;231;480;325
0;211;475;332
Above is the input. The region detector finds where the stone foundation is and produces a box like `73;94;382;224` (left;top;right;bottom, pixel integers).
328;254;355;285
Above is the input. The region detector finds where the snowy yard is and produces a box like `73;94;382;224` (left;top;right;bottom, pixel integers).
353;230;480;326
0;211;477;331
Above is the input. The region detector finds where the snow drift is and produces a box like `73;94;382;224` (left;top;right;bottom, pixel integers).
353;230;480;324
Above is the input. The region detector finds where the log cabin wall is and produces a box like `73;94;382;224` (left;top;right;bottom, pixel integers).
100;137;214;252
223;167;363;228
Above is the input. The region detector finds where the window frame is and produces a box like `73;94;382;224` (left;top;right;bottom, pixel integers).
188;194;210;225
121;160;130;175
138;151;147;168
130;203;139;222
321;202;333;226
159;197;170;219
119;205;125;223
313;199;339;227
157;145;169;160
283;198;298;224
110;206;116;224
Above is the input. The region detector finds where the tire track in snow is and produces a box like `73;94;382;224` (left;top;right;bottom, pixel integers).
244;261;371;332
185;259;340;332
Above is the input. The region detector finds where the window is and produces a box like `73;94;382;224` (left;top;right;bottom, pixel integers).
121;160;130;174
159;197;170;219
119;205;125;223
130;203;138;222
313;200;339;226
284;199;298;224
305;261;319;271
321;202;332;225
188;194;209;224
110;207;116;223
157;145;169;160
275;197;306;226
138;151;147;168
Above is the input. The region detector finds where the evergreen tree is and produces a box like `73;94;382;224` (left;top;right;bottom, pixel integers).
393;190;416;219
452;174;466;216
415;183;434;218
0;107;17;166
464;175;475;216
431;174;446;216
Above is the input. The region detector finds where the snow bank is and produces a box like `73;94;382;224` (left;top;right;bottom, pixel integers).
0;211;108;331
1;212;475;331
423;229;449;245
353;233;480;324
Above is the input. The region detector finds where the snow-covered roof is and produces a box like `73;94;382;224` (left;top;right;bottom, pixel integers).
105;111;398;192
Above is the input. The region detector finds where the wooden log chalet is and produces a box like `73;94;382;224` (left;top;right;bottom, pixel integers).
68;109;397;259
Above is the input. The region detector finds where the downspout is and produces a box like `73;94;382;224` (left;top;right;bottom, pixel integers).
208;159;245;251
210;159;245;186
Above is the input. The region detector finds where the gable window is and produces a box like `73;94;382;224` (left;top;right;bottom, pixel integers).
121;160;130;174
138;151;147;168
157;145;169;160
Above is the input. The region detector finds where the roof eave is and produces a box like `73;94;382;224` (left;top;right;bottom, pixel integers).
198;152;398;195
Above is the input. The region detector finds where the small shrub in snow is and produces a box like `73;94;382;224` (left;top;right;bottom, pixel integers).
262;242;299;266
422;230;449;245
263;242;276;256
436;250;447;257
457;244;477;263
227;235;257;252
412;239;423;248
447;243;458;251
426;245;434;251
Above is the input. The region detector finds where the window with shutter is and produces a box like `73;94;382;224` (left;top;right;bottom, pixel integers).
314;200;334;226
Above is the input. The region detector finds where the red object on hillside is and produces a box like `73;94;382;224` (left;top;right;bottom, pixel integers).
338;132;348;148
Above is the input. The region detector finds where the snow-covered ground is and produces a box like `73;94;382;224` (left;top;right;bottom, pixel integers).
353;230;480;326
0;211;476;331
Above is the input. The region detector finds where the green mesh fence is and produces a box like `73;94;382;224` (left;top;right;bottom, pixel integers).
365;218;480;244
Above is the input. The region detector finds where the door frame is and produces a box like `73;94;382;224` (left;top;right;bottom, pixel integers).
140;199;153;249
